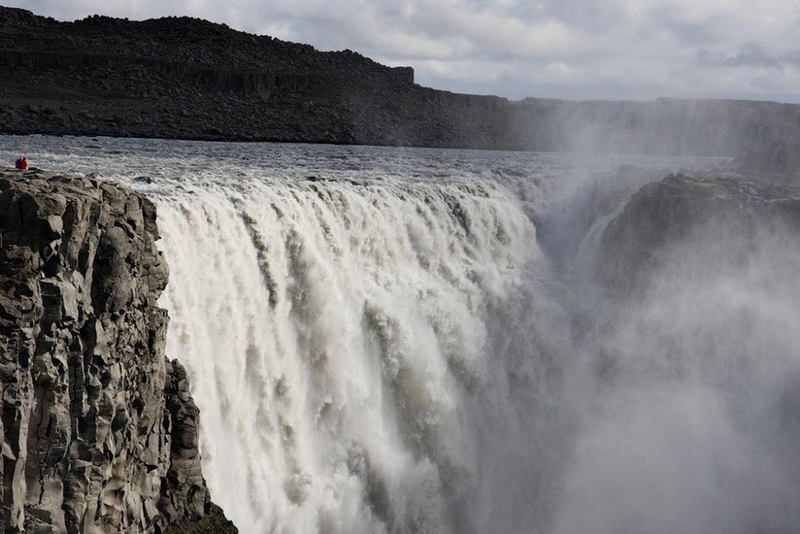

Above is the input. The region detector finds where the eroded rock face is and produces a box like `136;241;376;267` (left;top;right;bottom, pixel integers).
596;173;800;292
0;169;219;533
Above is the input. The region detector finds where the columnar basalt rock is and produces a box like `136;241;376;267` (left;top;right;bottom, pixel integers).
0;169;230;533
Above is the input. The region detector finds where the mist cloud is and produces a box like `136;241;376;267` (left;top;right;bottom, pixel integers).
8;0;800;102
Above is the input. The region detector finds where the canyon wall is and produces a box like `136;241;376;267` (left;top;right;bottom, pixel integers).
0;169;233;533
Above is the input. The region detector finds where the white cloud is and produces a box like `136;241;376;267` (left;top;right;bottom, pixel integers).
4;0;800;102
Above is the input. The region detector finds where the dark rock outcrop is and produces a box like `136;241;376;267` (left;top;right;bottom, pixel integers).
1;6;800;159
596;173;800;292
164;503;237;534
0;168;235;533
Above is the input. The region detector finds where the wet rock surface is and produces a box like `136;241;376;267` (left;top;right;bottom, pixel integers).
0;168;235;533
596;173;800;292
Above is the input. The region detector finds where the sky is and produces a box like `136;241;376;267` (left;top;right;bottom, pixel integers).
5;0;800;103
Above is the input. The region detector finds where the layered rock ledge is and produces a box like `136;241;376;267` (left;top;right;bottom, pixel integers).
0;168;234;533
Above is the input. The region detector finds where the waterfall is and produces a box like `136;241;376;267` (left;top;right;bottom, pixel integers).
2;135;796;534
155;178;563;533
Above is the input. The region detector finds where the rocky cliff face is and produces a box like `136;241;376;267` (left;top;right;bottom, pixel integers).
0;169;233;533
596;173;800;292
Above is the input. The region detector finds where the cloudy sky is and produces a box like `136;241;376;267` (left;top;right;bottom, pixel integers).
6;0;800;103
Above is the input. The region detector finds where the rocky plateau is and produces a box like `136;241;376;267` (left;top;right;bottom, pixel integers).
1;6;800;164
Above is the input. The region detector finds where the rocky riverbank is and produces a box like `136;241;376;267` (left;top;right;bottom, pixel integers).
0;169;235;533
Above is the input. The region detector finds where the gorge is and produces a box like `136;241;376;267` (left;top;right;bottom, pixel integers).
1;137;797;532
1;5;799;533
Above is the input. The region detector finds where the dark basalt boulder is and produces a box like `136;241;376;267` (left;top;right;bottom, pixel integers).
0;169;236;533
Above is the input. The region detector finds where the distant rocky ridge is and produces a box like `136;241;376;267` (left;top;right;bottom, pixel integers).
1;6;800;161
0;169;235;533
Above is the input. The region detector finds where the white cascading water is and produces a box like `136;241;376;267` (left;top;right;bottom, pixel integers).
2;136;799;533
155;178;554;533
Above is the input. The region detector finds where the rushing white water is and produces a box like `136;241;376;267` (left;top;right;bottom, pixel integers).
155;178;547;533
3;136;798;533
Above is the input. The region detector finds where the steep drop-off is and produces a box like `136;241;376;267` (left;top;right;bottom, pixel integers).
0;169;234;533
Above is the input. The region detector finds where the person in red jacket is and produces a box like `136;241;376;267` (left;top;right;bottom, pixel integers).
18;157;28;170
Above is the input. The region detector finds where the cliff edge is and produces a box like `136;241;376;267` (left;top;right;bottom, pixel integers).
0;169;235;533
